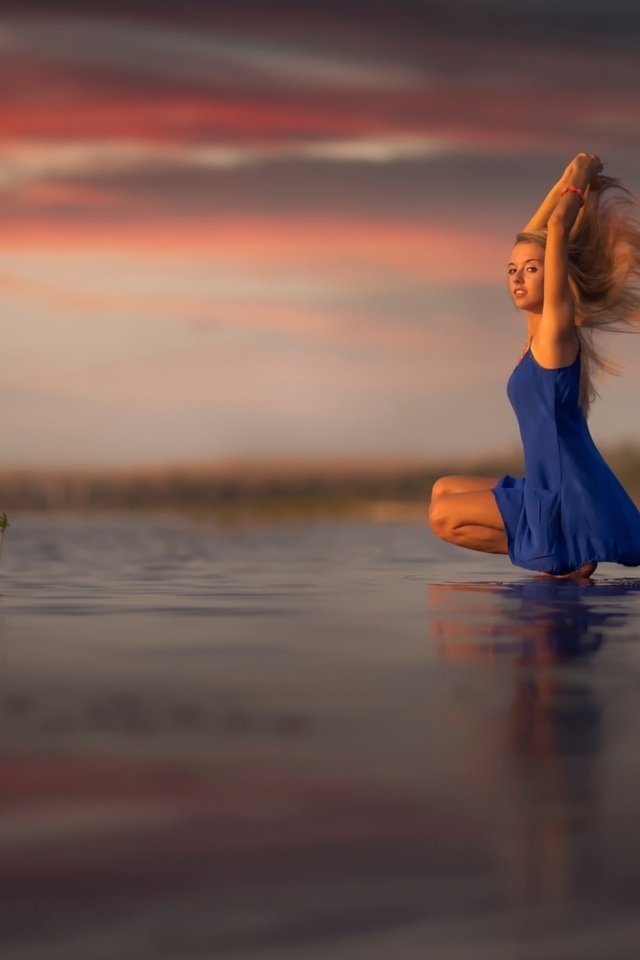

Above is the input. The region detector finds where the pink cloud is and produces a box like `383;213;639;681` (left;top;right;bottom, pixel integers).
0;215;509;274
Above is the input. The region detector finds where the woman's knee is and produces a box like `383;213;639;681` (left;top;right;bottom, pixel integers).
430;475;455;502
428;495;453;540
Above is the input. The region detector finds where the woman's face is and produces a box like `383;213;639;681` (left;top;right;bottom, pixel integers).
507;242;545;312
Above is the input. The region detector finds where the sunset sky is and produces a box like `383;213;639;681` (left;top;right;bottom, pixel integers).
2;1;640;467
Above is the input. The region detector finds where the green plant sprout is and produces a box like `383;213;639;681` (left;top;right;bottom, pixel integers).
0;513;9;561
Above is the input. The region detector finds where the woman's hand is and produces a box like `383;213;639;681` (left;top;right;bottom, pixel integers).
574;152;603;184
522;154;602;234
562;152;603;186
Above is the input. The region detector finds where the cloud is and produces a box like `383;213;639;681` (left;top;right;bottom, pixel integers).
0;16;426;91
0;216;510;281
0;135;461;191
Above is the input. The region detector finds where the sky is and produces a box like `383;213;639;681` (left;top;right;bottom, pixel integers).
2;1;640;467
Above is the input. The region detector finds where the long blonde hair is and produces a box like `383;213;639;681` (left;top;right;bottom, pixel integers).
516;174;640;417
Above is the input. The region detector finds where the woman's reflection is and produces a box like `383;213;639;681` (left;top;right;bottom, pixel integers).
429;578;640;663
427;577;640;909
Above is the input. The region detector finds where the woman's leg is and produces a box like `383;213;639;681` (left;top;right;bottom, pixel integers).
430;475;503;501
428;488;508;555
428;476;597;577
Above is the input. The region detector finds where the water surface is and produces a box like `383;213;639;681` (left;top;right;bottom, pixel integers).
2;512;640;959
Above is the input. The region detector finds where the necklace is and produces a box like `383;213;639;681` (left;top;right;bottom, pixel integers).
517;334;532;363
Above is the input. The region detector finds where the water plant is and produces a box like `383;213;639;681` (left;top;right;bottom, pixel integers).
0;513;9;561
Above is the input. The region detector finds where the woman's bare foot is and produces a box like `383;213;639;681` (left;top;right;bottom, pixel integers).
539;561;598;580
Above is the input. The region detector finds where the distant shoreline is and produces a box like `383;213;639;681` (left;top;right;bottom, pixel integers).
1;444;639;521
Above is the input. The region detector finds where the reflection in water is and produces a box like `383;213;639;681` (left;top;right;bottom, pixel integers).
429;577;640;911
429;577;640;663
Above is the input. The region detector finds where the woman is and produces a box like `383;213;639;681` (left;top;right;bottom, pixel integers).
429;152;640;578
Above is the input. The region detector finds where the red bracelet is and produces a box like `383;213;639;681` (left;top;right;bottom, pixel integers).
560;184;586;205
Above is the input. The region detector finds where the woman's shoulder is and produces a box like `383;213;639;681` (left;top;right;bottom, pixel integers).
529;331;580;370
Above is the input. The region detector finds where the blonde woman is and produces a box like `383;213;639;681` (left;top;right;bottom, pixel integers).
429;152;640;578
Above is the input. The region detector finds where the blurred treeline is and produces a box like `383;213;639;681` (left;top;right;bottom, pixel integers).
1;444;640;523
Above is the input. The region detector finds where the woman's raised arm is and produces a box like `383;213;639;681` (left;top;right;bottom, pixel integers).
534;153;603;367
521;179;566;233
520;156;592;233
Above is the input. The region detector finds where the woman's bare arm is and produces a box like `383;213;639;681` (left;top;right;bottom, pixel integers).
520;156;594;233
521;179;566;232
534;153;602;366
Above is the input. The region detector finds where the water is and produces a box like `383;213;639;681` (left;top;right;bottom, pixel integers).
2;512;640;959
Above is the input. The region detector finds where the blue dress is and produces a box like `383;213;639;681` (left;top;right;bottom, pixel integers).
491;339;640;574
